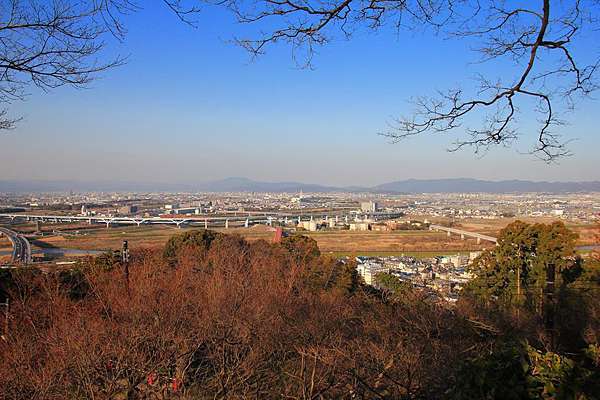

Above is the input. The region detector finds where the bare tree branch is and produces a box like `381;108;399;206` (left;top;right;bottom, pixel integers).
199;0;599;161
0;0;140;130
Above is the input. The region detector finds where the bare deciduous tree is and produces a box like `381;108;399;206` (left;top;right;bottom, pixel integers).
210;0;599;160
2;1;597;160
0;0;199;131
0;1;129;129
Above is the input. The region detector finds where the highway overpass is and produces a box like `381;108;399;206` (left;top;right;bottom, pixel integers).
429;224;498;244
0;227;32;264
0;211;404;229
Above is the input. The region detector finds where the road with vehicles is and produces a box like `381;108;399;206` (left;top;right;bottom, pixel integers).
0;227;32;264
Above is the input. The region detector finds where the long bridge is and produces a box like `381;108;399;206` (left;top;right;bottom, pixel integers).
0;211;404;229
429;224;498;244
0;227;32;264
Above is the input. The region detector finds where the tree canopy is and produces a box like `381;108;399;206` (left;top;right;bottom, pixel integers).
1;227;599;398
466;220;582;306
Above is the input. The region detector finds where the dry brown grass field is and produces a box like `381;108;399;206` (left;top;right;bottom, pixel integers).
19;224;487;255
450;217;598;246
299;230;487;253
0;234;11;263
0;235;12;263
2;217;597;260
0;234;10;248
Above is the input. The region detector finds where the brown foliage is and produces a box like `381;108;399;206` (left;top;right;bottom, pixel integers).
0;232;493;399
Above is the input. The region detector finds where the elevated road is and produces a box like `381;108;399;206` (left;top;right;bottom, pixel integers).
0;227;32;264
0;211;404;229
429;224;498;244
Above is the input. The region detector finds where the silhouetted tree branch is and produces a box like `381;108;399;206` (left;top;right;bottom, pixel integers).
0;0;137;130
3;1;597;161
0;0;202;132
206;0;599;160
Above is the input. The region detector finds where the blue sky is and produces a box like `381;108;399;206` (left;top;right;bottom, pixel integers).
0;3;598;186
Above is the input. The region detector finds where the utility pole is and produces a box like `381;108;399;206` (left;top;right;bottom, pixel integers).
516;256;521;303
122;240;130;296
1;298;8;340
544;263;557;350
122;240;130;265
512;243;522;321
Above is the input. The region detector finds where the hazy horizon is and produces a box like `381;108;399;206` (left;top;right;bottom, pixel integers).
3;175;600;184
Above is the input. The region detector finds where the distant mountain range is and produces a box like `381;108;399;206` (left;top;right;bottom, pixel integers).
371;178;600;193
195;177;339;193
1;177;600;194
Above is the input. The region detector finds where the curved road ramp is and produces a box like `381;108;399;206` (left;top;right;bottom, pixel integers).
0;227;32;264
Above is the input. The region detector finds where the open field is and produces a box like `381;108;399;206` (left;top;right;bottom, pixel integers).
299;230;487;253
452;217;598;246
406;215;598;246
13;223;488;255
2;216;597;261
31;225;195;251
0;234;10;248
0;231;13;262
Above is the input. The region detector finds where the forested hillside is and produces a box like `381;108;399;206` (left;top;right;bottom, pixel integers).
1;224;599;399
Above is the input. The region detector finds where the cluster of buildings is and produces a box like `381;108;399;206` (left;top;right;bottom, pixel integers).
354;252;482;302
1;190;598;226
397;193;599;223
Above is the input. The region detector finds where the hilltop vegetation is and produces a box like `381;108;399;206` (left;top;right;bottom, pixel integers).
0;223;599;399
